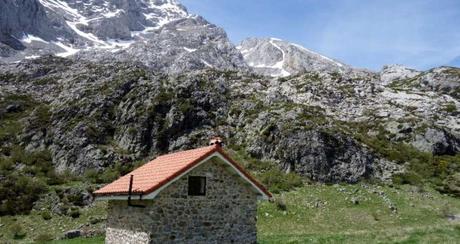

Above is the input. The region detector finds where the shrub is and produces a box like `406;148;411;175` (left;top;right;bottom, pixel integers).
392;172;423;185
34;233;54;242
0;174;47;216
69;207;80;218
84;168;99;183
259;169;303;194
444;103;457;113
127;127;137;135
41;210;52;220
440;173;460;197
371;211;380;221
440;205;455;218
98;167;120;183
275;197;287;211
9;223;26;239
48;169;79;185
85;162;137;184
455;225;460;232
89;216;104;225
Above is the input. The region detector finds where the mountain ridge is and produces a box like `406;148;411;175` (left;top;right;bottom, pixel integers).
0;0;459;190
0;0;247;73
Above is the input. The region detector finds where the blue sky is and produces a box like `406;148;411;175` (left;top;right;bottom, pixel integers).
181;0;460;71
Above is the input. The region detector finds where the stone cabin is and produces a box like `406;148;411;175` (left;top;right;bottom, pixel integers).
94;138;272;244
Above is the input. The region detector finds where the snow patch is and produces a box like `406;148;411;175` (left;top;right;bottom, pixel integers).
201;59;214;68
183;47;197;53
54;42;80;57
39;0;82;18
103;9;124;18
66;21;106;45
269;39;291;77
106;39;136;52
21;34;49;44
25;55;41;60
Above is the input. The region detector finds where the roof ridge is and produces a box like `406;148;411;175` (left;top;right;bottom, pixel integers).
155;144;217;159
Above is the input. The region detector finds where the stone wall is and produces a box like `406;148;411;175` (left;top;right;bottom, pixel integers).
105;156;259;244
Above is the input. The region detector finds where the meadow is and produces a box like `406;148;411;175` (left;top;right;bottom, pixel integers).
1;183;459;243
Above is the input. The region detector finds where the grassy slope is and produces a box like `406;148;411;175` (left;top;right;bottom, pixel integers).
0;201;107;243
258;184;460;243
1;184;459;243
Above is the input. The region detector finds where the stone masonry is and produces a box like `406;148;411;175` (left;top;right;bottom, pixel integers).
105;156;259;244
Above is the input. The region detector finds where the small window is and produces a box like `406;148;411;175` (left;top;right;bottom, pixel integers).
188;176;206;196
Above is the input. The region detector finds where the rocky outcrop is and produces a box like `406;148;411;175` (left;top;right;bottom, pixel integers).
379;64;421;85
0;59;459;184
412;128;460;155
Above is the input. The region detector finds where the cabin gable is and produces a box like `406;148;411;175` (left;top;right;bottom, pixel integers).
106;155;258;243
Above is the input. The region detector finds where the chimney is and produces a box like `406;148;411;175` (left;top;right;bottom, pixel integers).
209;137;223;147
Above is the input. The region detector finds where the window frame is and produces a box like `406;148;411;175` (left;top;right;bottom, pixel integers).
188;176;207;196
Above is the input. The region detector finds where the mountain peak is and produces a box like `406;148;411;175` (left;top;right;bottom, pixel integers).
0;0;247;74
238;37;348;77
379;64;421;85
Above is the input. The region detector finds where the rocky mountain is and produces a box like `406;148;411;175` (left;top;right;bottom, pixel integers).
1;56;459;184
238;38;349;77
379;64;421;85
0;0;246;73
0;0;459;198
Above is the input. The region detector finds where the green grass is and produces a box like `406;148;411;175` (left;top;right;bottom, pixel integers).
257;184;460;243
45;236;105;244
0;201;107;243
2;184;459;243
259;226;460;244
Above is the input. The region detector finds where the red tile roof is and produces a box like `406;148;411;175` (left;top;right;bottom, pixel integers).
94;144;272;198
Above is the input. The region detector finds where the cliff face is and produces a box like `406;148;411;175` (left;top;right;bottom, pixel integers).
0;0;459;188
2;57;459;184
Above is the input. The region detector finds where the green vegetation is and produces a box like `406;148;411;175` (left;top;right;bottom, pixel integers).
228;148;304;194
258;184;460;243
0;148;53;215
388;76;421;90
25;184;460;244
344;121;460;197
84;161;139;184
1;68;459;243
444;102;457;114
45;236;106;244
0;201;107;242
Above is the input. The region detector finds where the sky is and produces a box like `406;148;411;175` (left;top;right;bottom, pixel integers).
181;0;460;71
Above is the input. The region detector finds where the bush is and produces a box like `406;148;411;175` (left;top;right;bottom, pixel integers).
259;169;303;194
444;103;457;113
275;197;287;211
34;233;54;242
89;216;103;225
392;172;423;185
84;168;99;183
41;210;52;220
440;173;460;197
9;223;26;239
440;205;455;218
69;207;80;218
0;174;47;216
